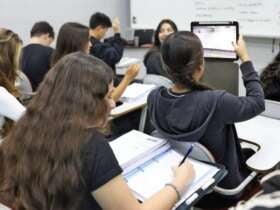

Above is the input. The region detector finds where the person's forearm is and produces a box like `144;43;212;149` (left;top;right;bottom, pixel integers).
111;75;131;102
140;185;178;210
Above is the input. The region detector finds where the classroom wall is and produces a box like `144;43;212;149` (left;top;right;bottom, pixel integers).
1;0;278;96
0;0;130;46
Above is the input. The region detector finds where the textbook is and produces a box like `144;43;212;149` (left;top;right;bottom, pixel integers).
110;130;226;208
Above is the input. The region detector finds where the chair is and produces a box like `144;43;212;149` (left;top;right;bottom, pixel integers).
152;131;258;196
15;71;36;102
138;74;173;132
261;99;280;120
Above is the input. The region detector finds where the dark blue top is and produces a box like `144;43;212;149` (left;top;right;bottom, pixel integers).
79;130;122;210
148;61;265;190
90;33;126;71
21;44;53;90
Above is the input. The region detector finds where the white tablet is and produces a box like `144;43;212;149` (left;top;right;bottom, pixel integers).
191;21;239;60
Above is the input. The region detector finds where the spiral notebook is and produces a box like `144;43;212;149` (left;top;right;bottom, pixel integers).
110;130;226;208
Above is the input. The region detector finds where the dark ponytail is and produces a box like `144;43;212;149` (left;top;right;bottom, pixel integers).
161;31;210;91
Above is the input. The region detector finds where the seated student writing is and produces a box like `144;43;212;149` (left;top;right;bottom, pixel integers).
0;52;194;210
144;19;178;76
260;51;280;102
147;32;265;208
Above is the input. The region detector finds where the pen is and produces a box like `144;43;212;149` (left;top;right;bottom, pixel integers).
179;144;194;166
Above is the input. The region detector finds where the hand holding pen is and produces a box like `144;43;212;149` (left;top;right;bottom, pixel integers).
179;144;194;166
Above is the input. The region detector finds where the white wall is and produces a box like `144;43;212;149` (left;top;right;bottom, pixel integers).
1;0;278;95
0;0;130;46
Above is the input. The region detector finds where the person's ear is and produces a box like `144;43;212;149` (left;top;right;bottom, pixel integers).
193;63;205;82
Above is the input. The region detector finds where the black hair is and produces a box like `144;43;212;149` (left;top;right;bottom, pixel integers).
30;21;55;38
260;52;280;101
89;12;112;29
154;19;178;48
51;22;89;65
144;19;178;67
161;31;210;91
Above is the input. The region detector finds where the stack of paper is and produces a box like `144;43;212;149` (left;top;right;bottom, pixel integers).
110;130;167;174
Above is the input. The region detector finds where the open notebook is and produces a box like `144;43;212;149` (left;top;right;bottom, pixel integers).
110;130;226;208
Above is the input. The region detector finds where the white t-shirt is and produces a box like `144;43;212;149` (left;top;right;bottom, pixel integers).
0;86;25;140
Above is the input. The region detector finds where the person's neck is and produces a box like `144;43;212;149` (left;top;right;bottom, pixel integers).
89;29;100;41
30;37;45;45
171;84;191;93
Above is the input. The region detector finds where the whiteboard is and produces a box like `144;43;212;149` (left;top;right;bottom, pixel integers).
131;0;280;38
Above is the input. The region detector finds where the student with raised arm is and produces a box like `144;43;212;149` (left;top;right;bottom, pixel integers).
89;12;140;101
147;32;265;208
0;29;25;140
0;52;194;210
144;19;178;76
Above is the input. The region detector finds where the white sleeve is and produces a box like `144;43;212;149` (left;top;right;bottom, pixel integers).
0;87;26;121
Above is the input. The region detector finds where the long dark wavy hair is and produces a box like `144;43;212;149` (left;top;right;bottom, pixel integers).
51;22;89;65
260;52;280;101
0;52;113;210
161;31;210;91
0;28;22;136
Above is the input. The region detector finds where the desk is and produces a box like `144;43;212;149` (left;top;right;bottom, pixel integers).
110;83;155;131
236;115;280;171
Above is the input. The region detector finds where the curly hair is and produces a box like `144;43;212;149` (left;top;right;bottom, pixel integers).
260;52;280;101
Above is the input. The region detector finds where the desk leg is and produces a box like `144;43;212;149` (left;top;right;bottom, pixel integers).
139;105;147;132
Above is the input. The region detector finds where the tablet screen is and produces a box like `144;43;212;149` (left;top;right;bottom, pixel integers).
191;22;238;60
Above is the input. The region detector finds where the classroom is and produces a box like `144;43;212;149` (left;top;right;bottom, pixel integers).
0;0;279;209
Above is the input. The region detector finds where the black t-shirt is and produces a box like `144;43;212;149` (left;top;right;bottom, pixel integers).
21;44;53;90
79;130;122;210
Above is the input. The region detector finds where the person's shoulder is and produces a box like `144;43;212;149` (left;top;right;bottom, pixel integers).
144;48;160;62
84;129;109;152
23;44;53;53
0;86;10;95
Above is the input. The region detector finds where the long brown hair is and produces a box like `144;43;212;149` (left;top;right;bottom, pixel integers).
0;52;113;210
51;22;89;66
0;28;22;136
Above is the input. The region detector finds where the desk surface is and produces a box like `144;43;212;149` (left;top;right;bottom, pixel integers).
236;115;280;171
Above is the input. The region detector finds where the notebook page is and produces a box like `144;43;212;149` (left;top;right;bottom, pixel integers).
125;148;219;207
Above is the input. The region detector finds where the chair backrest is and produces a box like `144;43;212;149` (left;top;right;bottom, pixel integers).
15;71;35;101
151;131;215;163
261;99;280;119
143;74;173;88
152;130;258;196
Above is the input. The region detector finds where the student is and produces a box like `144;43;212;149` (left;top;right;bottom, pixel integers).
0;52;195;210
144;19;178;76
0;28;25;140
52;22;139;102
21;21;55;90
89;12;126;71
51;22;91;65
260;52;280;101
147;32;265;208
